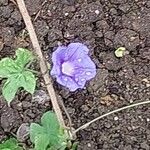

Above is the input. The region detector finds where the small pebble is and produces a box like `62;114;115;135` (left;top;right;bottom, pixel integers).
87;143;91;147
146;83;150;87
130;99;133;103
132;126;136;130
65;12;69;16
114;116;119;121
17;123;29;142
95;10;100;15
32;90;49;104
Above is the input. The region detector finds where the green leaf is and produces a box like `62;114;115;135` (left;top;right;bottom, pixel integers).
30;123;50;150
115;47;126;58
41;112;61;148
30;123;46;143
2;71;36;104
30;111;68;150
20;71;36;94
34;134;49;150
0;58;21;78
30;124;50;150
41;112;64;148
30;123;49;150
0;138;23;150
0;48;36;104
41;112;60;133
15;48;34;68
2;75;20;104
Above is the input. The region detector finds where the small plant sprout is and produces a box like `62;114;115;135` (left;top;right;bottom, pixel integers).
50;43;96;91
115;47;126;58
0;138;23;150
30;111;77;150
0;48;36;105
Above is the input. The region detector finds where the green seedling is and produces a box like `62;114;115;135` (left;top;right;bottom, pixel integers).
30;111;77;150
115;47;126;58
0;138;23;150
0;48;36;105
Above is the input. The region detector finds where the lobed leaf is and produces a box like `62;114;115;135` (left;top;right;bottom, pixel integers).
2;70;36;104
34;134;49;150
2;75;20;104
30;111;68;150
30;123;45;143
41;111;60;133
0;58;21;78
0;48;36;105
15;48;34;68
20;71;36;94
0;138;23;150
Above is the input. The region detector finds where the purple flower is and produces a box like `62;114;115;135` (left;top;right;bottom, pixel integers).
50;43;96;91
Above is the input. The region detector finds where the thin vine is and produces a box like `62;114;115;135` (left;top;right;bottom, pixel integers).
74;100;150;134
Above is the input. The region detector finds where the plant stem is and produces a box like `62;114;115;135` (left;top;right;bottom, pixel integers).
16;0;65;127
25;69;39;74
58;97;73;135
74;100;150;134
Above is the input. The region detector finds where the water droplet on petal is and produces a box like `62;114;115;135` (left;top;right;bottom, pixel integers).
81;78;85;81
86;72;91;75
75;77;79;81
78;81;82;85
78;58;82;62
64;78;68;81
78;78;85;85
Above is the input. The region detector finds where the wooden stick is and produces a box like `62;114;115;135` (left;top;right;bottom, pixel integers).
16;0;65;127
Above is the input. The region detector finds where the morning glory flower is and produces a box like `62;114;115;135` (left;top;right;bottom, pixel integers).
50;43;96;91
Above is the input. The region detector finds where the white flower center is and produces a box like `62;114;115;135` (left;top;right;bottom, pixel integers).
62;61;74;76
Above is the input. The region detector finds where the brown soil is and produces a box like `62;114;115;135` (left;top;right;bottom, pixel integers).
0;0;150;149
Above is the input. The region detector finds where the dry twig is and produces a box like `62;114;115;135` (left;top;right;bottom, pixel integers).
34;0;47;21
10;0;17;5
16;0;65;127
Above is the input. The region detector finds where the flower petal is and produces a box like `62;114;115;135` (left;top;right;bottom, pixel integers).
51;46;67;65
74;67;96;84
65;43;89;61
73;55;96;70
50;64;61;77
51;46;67;77
71;55;96;82
56;75;80;91
50;42;97;91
